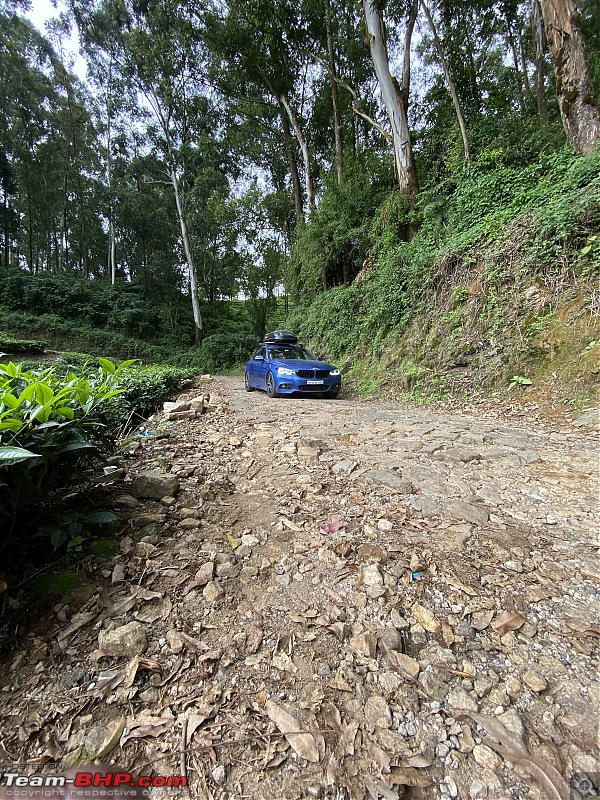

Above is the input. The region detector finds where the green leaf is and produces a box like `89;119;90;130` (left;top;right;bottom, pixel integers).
0;446;40;462
51;529;68;549
54;406;75;420
581;245;592;255
98;358;116;375
84;510;121;526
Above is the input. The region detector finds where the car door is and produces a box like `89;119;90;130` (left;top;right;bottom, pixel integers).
256;347;269;387
247;348;261;386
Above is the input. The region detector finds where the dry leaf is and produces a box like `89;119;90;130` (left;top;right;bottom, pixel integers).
389;767;432;788
459;713;569;800
57;612;96;644
121;710;175;745
245;622;263;654
95;717;126;759
471;610;494;630
281;517;303;532
365;775;399;800
491;610;526;634
265;700;321;763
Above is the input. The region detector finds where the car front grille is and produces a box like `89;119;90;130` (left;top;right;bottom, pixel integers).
296;369;331;379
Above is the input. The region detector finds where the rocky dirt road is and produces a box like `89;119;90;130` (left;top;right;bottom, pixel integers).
1;378;598;800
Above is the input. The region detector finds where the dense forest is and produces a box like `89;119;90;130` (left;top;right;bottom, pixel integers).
0;0;598;379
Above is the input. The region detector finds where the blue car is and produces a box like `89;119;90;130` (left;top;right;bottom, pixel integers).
245;334;341;399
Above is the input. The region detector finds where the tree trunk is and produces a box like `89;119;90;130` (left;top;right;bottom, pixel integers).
420;0;471;163
170;167;203;346
325;0;344;184
540;0;600;154
362;0;418;196
280;110;304;222
505;14;527;115
279;92;316;210
516;24;532;97
532;0;549;123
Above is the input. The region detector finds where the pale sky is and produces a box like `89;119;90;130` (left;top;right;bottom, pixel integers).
27;0;87;78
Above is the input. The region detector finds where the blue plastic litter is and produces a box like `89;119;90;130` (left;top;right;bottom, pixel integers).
136;431;155;438
411;572;421;580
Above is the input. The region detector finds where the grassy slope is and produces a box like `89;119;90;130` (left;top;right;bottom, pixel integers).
291;148;600;414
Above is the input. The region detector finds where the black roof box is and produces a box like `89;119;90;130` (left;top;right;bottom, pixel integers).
263;330;298;345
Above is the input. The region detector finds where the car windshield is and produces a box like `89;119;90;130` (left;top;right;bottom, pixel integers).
267;346;317;361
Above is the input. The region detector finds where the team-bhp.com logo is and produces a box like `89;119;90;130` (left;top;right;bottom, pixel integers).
0;770;187;798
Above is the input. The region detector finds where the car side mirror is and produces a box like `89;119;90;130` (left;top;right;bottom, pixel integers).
254;354;264;361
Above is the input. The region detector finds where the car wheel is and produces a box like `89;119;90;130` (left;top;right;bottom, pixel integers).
244;371;255;392
266;372;279;398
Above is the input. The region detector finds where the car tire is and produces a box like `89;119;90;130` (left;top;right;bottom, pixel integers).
266;372;279;398
244;371;255;392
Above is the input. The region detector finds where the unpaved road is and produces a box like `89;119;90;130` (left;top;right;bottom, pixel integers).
1;378;598;800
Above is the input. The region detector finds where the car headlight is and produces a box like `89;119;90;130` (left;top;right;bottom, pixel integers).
329;369;340;376
276;367;296;376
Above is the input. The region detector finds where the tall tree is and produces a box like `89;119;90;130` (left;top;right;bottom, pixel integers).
540;0;600;154
362;0;418;196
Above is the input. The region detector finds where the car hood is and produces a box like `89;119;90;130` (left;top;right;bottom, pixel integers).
271;359;336;371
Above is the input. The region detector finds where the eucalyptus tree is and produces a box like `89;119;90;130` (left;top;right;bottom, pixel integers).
539;0;599;154
202;0;318;217
362;0;418;196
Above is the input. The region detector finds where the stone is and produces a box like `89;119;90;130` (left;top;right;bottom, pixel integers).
473;744;502;772
177;518;201;529
166;630;184;653
98;621;147;657
377;518;393;532
357;544;388;563
166;409;196;420
130;471;180;500
572;409;599;430
419;672;448;702
497;709;525;742
364;695;392;729
409;496;441;517
111;562;126;584
349;632;377;659
362;564;383;587
523;669;547;693
389;652;420;680
390;608;410;629
411;603;441;633
362;469;412;494
442;447;481;462
378;672;402;694
181;507;201;519
447;688;478;713
378;628;402;652
195;562;214;585
332;460;358;475
443;499;489;526
298;446;320;464
203;581;224;602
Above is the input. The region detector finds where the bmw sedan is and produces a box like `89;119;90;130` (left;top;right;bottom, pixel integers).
245;343;341;398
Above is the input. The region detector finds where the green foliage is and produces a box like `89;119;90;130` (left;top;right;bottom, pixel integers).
0;359;127;544
509;375;533;388
289;147;600;371
0;331;47;354
172;327;257;373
